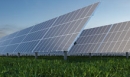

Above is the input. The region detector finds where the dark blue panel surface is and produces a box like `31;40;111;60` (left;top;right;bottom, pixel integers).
16;26;34;36
10;35;26;44
0;46;6;54
3;44;18;53
31;18;57;32
23;29;48;42
1;39;13;46
14;40;39;53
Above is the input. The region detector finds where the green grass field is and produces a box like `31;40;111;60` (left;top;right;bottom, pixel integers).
0;56;130;77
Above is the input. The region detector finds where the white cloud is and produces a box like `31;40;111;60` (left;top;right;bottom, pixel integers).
0;25;22;38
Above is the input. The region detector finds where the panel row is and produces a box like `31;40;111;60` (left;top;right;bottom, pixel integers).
69;21;130;55
0;2;99;54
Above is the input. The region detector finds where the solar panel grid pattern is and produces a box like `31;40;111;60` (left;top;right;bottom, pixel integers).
32;3;99;53
0;32;19;54
69;25;112;55
0;26;34;54
0;2;99;54
98;21;130;53
69;21;130;55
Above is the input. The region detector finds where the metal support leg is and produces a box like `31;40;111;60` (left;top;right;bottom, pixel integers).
89;53;91;58
35;52;38;59
7;53;9;57
100;53;102;57
64;51;67;60
48;53;50;56
126;52;129;59
18;53;20;58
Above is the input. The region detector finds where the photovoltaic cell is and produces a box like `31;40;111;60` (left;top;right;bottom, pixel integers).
23;29;48;42
31;18;57;32
1;39;13;46
14;40;39;53
16;26;34;36
2;44;18;54
9;35;26;44
0;46;6;54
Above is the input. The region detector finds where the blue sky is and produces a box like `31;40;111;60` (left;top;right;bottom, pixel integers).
0;0;130;37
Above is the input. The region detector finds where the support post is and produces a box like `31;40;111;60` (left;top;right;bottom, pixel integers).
18;53;20;58
64;51;67;60
35;52;38;59
81;54;82;56
126;52;129;59
89;53;91;58
100;53;102;57
7;53;9;57
48;53;50;56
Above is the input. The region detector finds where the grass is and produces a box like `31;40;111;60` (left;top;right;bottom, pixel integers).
0;56;130;77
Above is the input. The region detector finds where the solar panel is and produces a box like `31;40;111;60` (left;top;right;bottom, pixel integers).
98;21;130;54
69;21;130;55
0;2;99;55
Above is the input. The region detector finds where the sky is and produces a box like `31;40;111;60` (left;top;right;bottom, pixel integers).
0;0;130;37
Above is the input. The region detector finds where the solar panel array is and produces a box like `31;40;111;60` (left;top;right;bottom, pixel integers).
69;21;130;55
0;2;99;55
